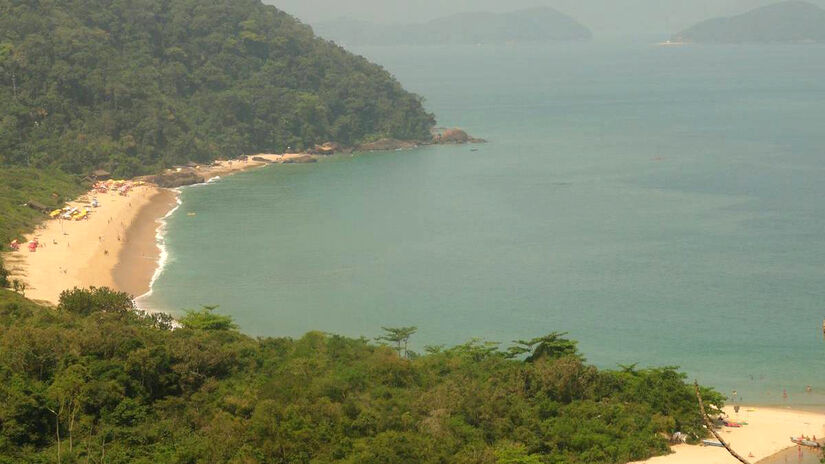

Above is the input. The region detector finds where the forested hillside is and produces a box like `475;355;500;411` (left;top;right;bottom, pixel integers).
0;287;723;463
0;0;435;178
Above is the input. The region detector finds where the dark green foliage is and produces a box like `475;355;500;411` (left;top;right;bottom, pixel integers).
58;287;135;315
179;305;237;331
0;288;724;464
0;168;84;246
376;326;417;358
508;331;582;362
0;0;435;177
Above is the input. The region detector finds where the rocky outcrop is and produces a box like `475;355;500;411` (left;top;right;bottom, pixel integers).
281;155;317;164
354;138;421;152
137;170;205;188
431;128;487;145
309;142;341;155
352;129;485;152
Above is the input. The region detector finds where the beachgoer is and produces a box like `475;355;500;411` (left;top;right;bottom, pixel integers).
783;389;788;401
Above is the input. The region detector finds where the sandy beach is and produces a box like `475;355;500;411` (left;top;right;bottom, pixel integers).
631;406;825;464
2;153;309;305
2;184;170;304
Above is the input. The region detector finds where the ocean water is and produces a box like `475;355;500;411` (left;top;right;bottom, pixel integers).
141;40;825;405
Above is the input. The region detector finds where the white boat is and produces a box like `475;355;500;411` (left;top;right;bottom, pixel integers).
791;437;822;448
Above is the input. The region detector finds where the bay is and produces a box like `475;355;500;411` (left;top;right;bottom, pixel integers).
141;40;825;405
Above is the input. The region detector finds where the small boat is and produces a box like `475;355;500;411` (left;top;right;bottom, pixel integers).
791;437;822;448
702;440;724;448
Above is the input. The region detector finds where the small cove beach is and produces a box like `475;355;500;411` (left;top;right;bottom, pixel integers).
1;154;302;305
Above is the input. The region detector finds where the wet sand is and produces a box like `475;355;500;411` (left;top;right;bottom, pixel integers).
112;188;179;298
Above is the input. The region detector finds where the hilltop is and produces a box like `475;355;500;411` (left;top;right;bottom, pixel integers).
673;1;825;43
0;0;435;178
314;7;592;46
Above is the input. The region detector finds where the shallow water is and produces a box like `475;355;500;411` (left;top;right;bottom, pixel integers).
758;445;822;464
142;41;825;405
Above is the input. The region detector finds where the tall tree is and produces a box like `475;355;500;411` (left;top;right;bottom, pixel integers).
377;326;418;358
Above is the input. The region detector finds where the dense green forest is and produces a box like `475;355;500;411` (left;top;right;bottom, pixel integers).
0;287;724;463
0;0;435;178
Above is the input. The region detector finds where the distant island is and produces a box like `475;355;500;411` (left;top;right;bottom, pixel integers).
314;7;592;46
673;1;825;43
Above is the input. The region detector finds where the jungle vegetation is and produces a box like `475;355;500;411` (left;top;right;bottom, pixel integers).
0;287;725;464
0;0;435;178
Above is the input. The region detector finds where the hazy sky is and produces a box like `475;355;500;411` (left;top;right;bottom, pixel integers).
266;0;825;36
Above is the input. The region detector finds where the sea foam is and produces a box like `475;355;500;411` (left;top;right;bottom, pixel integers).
134;189;182;311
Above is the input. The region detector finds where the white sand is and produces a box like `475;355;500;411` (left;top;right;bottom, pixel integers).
2;185;163;304
631;406;825;464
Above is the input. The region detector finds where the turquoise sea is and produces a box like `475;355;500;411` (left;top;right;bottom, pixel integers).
140;40;825;406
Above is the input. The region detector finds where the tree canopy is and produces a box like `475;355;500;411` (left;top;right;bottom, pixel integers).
0;0;435;177
0;287;726;464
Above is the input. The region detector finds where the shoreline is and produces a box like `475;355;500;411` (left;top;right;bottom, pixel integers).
1;183;163;304
111;188;179;299
630;406;825;464
3;152;823;462
1;153;298;306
